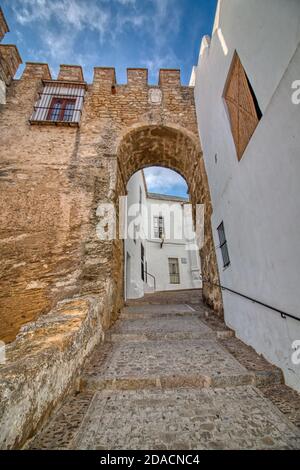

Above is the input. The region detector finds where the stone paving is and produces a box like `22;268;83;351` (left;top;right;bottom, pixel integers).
108;315;214;342
27;291;300;450
74;387;300;450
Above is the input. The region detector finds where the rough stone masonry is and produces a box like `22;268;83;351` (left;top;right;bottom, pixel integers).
0;64;222;344
0;8;222;449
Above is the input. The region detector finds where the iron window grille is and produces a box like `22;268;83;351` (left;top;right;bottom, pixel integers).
217;221;230;268
168;258;180;284
29;80;86;126
47;97;76;122
154;216;164;239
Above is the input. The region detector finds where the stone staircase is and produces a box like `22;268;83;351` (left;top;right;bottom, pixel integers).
27;291;300;450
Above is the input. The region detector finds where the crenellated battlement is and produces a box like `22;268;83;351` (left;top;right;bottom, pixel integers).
20;62;188;89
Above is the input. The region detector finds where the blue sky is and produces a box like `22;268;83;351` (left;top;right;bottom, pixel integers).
143;167;188;198
1;0;217;84
1;0;217;198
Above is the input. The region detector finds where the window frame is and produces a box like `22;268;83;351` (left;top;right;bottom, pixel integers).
168;257;180;284
153;215;164;239
47;97;76;122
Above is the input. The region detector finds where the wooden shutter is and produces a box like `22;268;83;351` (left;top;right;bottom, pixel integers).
224;52;261;161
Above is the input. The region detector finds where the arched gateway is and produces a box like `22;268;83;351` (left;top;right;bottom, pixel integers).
114;123;222;314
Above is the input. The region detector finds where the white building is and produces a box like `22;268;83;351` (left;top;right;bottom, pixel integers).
124;170;202;299
192;0;300;391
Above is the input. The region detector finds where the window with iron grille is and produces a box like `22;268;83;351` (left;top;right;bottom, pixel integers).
29;80;86;126
153;216;164;239
217;222;230;268
47;97;76;122
168;258;180;284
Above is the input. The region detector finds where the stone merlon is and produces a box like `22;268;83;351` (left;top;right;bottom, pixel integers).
57;64;84;82
0;45;22;85
159;69;181;87
22;62;51;80
0;7;9;42
127;68;148;86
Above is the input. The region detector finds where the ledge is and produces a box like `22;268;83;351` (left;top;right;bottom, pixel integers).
29;119;80;127
42;79;88;89
0;290;114;449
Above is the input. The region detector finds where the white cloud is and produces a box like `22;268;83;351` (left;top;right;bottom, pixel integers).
9;0;183;82
143;167;188;196
12;0;109;35
115;0;136;4
143;51;178;77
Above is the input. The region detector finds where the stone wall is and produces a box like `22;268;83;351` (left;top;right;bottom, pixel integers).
0;285;116;449
0;61;223;448
0;63;222;344
0;7;8;42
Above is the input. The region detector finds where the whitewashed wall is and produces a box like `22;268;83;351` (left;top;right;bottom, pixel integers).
145;196;202;292
193;0;300;391
124;171;147;299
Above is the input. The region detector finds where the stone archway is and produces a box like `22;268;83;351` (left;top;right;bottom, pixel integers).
113;123;223;315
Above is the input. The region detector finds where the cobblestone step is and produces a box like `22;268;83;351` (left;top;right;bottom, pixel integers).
81;339;255;391
107;315;215;342
125;289;203;307
121;303;199;319
27;295;300;450
72;386;300;450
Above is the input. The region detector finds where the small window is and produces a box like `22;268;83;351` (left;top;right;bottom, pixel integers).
217;222;230;268
47;97;76;122
168;258;180;284
139;186;142;212
153;216;164;239
141;243;145;281
30;81;85;125
224;51;262;160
